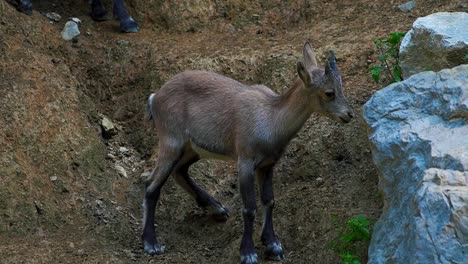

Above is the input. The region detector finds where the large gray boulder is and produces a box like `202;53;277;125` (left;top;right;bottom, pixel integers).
363;65;468;264
399;12;468;79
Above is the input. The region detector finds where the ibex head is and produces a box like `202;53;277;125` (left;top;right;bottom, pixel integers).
296;41;354;123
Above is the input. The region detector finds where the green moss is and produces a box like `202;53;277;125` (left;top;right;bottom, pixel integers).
0;190;36;236
76;138;110;193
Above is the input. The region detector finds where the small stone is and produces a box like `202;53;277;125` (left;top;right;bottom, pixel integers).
45;12;61;22
69;242;75;248
140;171;151;179
107;153;117;160
50;176;58;181
95;199;104;207
61;19;80;41
315;177;325;187
117;40;129;47
395;0;416;12
100;115;116;138
119;147;129;155
34;200;44;215
115;165;128;178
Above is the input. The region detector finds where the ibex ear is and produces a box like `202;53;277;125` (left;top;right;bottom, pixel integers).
303;41;318;69
325;50;338;75
297;60;311;85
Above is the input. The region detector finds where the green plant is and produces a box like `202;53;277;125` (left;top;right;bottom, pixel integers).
340;252;361;264
369;32;405;84
330;215;372;264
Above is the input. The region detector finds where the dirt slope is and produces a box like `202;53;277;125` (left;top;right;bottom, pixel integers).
0;0;464;263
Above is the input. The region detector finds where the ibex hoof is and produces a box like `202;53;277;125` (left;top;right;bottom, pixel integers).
120;16;139;33
265;241;284;261
143;241;165;256
211;206;230;222
240;253;258;264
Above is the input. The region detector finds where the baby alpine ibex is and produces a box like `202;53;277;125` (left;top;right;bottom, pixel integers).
142;41;354;264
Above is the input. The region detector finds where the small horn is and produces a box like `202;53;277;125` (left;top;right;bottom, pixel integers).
325;50;337;75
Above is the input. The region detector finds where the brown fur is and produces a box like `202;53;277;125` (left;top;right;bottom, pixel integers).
148;44;353;165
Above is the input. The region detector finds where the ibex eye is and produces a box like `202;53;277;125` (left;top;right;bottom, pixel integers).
325;91;335;98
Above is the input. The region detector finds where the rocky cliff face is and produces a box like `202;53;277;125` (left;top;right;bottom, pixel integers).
399;12;468;79
363;65;468;263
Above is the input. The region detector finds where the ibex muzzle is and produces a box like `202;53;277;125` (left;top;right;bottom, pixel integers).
142;41;354;264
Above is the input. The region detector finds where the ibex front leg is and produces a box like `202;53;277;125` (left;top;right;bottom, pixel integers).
257;166;284;261
238;159;258;264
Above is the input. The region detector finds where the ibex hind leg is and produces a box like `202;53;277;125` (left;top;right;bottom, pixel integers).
142;139;184;255
173;151;230;222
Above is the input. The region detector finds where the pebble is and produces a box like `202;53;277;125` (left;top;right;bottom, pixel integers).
100;115;116;138
115;165;128;178
396;0;416;12
45;12;61;22
34;200;44;215
140;171;151;179
50;176;58;181
119;147;129;155
95;199;104;207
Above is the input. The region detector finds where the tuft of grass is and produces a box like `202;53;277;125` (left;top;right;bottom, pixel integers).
329;215;372;264
369;32;405;84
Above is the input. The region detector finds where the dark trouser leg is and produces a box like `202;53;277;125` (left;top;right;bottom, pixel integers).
142;143;182;255
257;166;284;261
112;0;139;32
90;0;108;21
9;0;32;15
173;154;229;222
238;159;258;264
